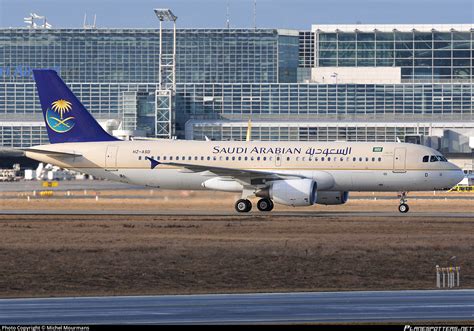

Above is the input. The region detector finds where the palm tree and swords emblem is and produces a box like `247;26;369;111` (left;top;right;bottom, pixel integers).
46;99;76;133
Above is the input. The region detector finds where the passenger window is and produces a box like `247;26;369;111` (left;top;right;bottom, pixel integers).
353;157;356;161
430;155;438;162
378;157;381;162
371;157;375;162
321;157;325;161
201;156;204;161
263;157;267;161
232;156;235;161
194;156;198;161
359;157;362;162
238;156;241;161
257;157;260;161
340;157;344;162
328;157;331;161
163;156;167;161
157;156;161;160
286;157;290;161
138;156;142;160
365;157;369;162
207;156;210;161
244;156;248;161
226;156;229;161
422;155;429;162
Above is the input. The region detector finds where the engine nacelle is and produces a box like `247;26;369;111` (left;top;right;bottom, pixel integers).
262;179;317;206
316;191;349;205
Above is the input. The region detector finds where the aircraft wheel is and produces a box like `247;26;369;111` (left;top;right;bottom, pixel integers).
235;199;252;213
398;203;409;213
257;198;274;212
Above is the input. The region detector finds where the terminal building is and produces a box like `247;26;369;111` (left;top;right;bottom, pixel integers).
0;20;473;170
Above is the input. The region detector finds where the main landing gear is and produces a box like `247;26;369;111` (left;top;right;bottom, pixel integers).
257;198;274;212
398;191;409;213
235;198;274;213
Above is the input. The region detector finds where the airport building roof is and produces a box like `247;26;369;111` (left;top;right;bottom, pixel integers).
311;24;474;33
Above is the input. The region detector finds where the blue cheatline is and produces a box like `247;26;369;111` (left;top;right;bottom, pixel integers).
33;69;119;144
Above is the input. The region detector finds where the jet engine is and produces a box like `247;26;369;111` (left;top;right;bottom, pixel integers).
315;191;349;205
257;178;317;206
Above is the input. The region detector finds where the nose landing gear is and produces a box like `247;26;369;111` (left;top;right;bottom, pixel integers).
398;191;409;213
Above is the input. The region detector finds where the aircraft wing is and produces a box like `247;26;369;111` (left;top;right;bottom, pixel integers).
145;156;306;185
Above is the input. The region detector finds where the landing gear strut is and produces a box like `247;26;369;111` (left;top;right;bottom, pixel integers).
398;191;409;213
257;198;274;212
235;199;252;213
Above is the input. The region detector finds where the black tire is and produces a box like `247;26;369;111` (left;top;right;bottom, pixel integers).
235;199;252;213
257;198;273;212
398;203;409;213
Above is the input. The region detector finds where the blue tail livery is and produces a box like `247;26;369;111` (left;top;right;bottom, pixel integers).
33;69;119;144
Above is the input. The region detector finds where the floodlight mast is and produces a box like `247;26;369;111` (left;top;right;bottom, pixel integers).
154;9;177;91
153;9;178;139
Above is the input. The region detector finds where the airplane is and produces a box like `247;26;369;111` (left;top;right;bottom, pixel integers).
24;69;464;213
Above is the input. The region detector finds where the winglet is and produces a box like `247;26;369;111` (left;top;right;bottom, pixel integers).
145;156;160;169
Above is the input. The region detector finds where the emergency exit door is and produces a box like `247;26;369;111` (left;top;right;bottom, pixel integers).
393;147;407;173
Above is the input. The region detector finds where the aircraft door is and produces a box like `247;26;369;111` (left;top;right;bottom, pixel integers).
105;146;119;171
393;147;407;173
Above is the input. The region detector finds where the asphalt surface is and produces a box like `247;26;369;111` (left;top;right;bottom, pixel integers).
1;290;473;324
1;210;473;218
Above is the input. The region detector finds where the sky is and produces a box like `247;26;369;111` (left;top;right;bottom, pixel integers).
0;0;473;30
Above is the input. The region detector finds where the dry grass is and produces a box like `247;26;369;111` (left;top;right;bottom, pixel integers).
0;200;473;297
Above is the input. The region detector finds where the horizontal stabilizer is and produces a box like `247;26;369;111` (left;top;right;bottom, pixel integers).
23;148;82;157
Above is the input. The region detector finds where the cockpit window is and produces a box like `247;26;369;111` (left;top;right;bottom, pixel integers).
437;155;448;162
430;155;438;162
422;155;429;163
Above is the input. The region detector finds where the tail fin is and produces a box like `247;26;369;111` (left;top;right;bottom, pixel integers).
33;69;119;144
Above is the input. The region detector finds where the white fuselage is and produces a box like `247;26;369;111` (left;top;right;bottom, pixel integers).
25;140;464;193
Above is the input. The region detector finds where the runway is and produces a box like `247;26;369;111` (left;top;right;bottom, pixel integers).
1;210;473;218
1;290;473;324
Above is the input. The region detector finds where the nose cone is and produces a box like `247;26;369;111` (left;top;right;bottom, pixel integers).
450;164;465;187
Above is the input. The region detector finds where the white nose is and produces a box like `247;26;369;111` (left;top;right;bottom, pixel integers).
449;164;465;187
454;169;465;185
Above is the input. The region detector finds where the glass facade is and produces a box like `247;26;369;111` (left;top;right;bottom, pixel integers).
0;29;279;84
188;121;430;143
176;83;474;121
0;25;472;154
315;29;473;82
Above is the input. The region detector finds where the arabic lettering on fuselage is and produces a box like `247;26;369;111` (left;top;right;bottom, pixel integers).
212;146;352;157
